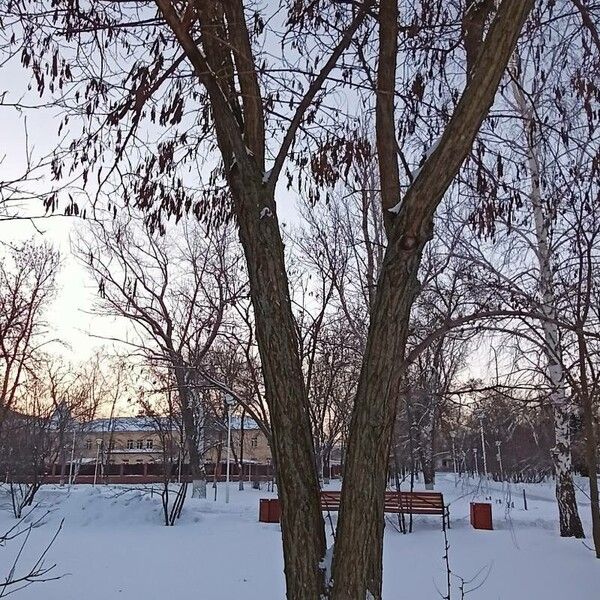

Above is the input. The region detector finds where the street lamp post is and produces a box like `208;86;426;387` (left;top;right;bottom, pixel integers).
93;439;102;486
479;417;488;478
495;440;504;483
473;447;479;477
225;393;234;504
449;431;458;485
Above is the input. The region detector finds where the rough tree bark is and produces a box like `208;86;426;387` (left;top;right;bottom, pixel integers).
330;3;534;598
154;1;372;595
229;178;326;596
154;1;532;598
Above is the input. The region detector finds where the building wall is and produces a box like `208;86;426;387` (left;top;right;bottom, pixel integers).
80;430;166;465
78;426;272;466
204;428;271;464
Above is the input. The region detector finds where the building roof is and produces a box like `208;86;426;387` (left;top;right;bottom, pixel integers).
47;415;161;433
83;415;262;434
85;417;162;433
226;416;261;431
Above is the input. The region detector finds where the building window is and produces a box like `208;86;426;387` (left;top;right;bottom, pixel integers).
136;439;144;450
251;437;258;448
85;439;93;450
127;439;134;450
146;439;153;449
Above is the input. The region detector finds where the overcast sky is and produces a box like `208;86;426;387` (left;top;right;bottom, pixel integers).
0;56;306;365
1;59;135;362
1;52;494;391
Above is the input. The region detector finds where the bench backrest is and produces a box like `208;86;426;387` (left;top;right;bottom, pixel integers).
397;492;444;508
321;491;342;509
320;490;444;512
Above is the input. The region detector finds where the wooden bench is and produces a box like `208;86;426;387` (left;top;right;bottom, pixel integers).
320;490;450;530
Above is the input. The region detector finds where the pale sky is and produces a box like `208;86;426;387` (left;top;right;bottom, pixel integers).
1;59;143;361
0;57;303;364
1;51;493;390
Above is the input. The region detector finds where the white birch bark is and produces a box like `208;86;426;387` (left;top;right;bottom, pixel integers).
189;381;207;499
512;79;584;538
192;478;207;499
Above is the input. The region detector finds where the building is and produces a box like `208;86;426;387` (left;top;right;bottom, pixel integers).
48;414;274;482
204;416;271;464
79;417;167;470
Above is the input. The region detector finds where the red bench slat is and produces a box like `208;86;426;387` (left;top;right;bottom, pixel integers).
319;490;450;529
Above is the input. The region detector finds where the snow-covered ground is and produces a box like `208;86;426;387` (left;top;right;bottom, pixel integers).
0;474;598;599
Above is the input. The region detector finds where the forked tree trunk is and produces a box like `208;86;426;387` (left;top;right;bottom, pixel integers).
156;2;532;597
330;4;534;598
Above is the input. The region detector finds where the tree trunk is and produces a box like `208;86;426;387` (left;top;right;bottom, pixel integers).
331;3;534;597
552;404;584;537
157;1;532;596
59;443;67;487
324;449;331;485
416;389;437;490
230;177;326;599
330;231;425;599
421;433;435;491
512;76;585;537
174;366;207;499
577;331;600;555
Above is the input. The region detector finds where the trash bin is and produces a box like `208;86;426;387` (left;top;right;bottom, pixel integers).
470;502;493;530
259;499;270;522
259;498;280;523
269;498;280;522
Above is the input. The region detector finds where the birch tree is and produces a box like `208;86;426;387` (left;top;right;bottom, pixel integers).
509;72;585;537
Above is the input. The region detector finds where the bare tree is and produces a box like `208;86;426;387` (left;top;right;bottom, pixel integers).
553;203;600;556
137;369;188;526
8;1;533;597
0;241;59;434
73;212;244;498
0;513;64;598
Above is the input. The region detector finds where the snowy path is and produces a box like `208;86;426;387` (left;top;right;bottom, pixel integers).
0;475;597;599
